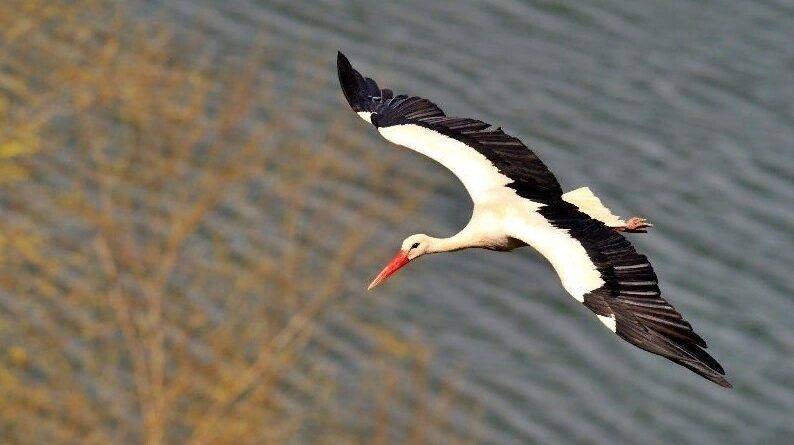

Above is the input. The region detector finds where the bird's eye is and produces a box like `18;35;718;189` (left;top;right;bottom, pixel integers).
411;242;420;249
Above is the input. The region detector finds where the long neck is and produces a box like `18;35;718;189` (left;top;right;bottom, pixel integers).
427;227;485;254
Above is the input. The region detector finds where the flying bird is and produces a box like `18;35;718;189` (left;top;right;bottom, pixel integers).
336;52;730;388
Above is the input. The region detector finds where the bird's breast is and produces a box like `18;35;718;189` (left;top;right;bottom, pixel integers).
482;236;527;251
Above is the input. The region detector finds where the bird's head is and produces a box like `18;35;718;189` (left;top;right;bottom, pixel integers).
367;234;432;290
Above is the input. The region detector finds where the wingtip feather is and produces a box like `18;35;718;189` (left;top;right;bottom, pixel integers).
337;51;349;67
336;51;363;112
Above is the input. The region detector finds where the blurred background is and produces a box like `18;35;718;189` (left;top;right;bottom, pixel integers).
0;0;792;444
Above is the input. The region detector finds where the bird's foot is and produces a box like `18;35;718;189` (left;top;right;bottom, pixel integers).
615;216;653;233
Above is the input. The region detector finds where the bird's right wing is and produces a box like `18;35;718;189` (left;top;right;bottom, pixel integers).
509;200;731;388
337;52;563;203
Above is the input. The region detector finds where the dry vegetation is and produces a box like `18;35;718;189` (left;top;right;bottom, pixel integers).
0;1;482;444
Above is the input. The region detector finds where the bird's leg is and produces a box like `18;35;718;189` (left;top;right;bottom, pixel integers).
614;216;653;233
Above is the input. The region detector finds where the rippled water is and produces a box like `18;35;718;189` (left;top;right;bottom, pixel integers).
156;1;793;443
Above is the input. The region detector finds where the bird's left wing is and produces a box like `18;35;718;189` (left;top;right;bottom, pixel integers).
337;52;563;203
510;200;731;388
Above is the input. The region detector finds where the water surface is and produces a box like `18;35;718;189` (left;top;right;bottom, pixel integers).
154;1;793;443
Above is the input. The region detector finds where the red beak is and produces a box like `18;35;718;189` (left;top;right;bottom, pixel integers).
367;250;410;290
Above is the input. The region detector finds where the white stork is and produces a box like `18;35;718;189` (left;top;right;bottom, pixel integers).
337;52;730;388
